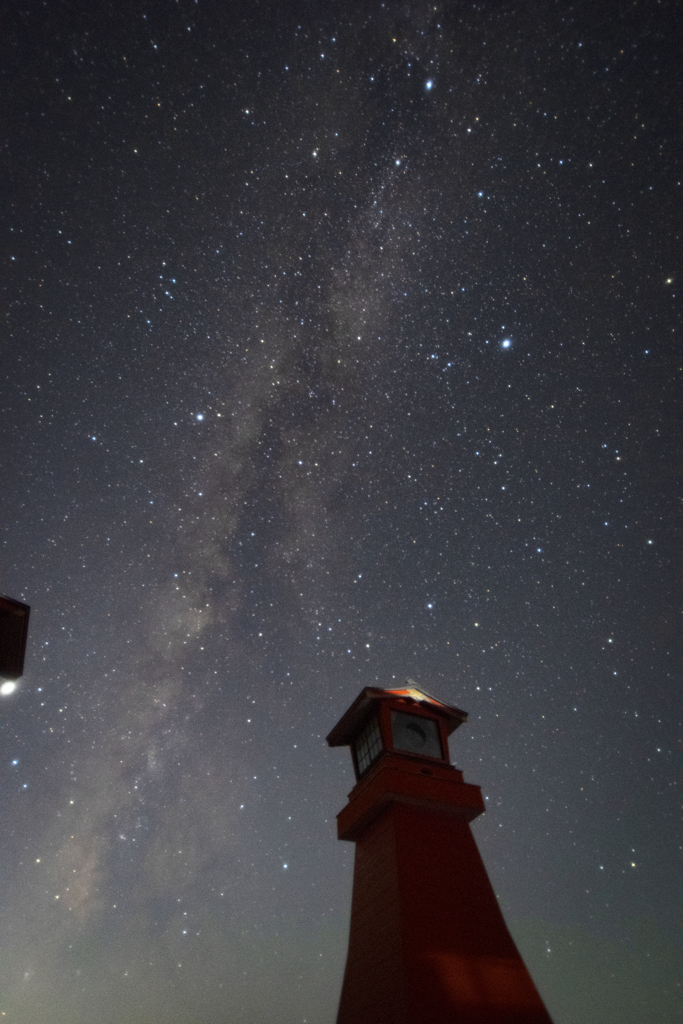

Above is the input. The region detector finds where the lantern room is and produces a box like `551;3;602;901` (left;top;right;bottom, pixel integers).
326;681;467;780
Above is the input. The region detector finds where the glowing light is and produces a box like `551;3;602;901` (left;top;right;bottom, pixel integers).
196;413;204;421
501;339;512;349
1;681;17;696
425;80;433;90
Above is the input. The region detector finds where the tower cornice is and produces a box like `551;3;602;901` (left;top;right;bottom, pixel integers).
337;752;485;841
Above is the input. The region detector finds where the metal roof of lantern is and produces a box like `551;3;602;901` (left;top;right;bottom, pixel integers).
326;680;467;747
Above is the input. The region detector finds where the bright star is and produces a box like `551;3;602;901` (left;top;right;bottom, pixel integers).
196;413;204;421
425;80;433;90
1;681;17;696
501;339;511;349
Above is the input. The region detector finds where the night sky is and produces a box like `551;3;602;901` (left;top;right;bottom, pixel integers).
1;2;681;1022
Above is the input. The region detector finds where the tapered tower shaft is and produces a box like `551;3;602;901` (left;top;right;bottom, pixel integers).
336;757;552;1024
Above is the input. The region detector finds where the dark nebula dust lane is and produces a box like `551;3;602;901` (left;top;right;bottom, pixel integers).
1;2;680;1022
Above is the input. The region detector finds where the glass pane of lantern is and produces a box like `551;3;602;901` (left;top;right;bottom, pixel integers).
354;715;383;776
391;711;442;759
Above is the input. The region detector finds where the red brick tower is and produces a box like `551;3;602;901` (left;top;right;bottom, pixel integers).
327;684;553;1024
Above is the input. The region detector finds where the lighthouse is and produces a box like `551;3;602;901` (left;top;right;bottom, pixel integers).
327;683;553;1024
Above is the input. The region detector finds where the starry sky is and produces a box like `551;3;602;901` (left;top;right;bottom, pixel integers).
1;2;681;1022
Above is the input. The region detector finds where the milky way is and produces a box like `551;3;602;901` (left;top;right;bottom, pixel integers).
1;3;680;1023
